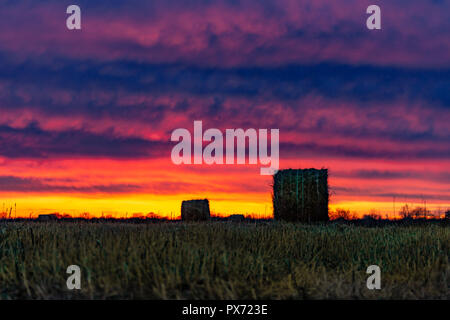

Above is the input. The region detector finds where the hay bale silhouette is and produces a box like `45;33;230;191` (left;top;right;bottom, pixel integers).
37;214;58;221
181;199;210;221
273;169;329;222
228;214;245;222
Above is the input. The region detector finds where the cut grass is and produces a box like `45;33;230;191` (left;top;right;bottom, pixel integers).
0;221;448;299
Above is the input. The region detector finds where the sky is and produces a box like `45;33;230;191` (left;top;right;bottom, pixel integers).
0;0;449;218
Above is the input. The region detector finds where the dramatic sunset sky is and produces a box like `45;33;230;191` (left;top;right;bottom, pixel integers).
0;0;448;218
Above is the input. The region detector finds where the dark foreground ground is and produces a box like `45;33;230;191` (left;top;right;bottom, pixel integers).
0;220;448;299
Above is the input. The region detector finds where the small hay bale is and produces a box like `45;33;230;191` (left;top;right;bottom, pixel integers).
181;199;210;221
37;214;58;221
273;168;329;222
228;214;245;222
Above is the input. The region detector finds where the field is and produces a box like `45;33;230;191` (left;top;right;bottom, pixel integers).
0;220;448;299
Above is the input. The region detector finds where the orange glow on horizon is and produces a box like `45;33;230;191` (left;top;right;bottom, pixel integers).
0;157;448;220
0;195;448;220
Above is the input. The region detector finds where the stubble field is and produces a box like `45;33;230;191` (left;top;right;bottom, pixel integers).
0;221;448;299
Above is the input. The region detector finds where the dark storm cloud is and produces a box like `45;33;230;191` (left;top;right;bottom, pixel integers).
0;123;169;159
279;142;450;160
334;170;450;184
0;0;447;164
1;57;449;108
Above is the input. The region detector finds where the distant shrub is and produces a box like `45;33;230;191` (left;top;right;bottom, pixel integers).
333;208;352;220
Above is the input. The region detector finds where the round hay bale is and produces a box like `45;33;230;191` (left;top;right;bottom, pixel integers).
273;169;329;222
181;199;210;221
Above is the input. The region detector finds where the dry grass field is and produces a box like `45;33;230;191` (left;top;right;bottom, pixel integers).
0;220;448;299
